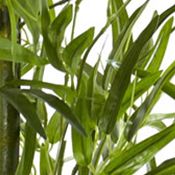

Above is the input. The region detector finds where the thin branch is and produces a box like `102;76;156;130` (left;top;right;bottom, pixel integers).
49;0;71;9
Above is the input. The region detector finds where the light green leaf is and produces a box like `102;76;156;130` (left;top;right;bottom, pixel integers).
0;37;47;65
63;27;94;74
147;17;174;72
97;124;175;175
103;1;148;89
72;74;94;166
136;68;175;100
126;61;175;140
40;143;53;175
41;0;64;70
15;124;36;175
108;0;129;46
100;4;175;134
46;112;65;144
11;0;40;43
145;158;175;175
49;5;72;47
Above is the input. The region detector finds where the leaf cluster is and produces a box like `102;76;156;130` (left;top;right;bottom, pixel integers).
1;0;175;174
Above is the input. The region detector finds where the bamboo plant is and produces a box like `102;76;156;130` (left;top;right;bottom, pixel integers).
0;0;175;174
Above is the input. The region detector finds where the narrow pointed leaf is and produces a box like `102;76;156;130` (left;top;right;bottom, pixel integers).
0;37;47;65
0;88;46;138
46;112;65;144
87;59;100;119
15;124;36;175
41;0;64;70
11;0;40;43
40;143;53;175
103;1;148;89
118;71;161;118
126;61;175;140
63;27;94;74
97;124;175;175
145;158;175;175
147;17;174;72
49;5;72;47
72;76;94;166
100;4;175;133
109;0;129;46
136;68;175;99
21;89;86;136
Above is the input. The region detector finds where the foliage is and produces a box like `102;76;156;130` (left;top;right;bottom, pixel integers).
1;0;175;174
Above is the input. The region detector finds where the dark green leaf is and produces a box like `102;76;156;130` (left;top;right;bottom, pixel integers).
21;89;86;136
0;88;46;138
7;79;76;104
136;68;175;100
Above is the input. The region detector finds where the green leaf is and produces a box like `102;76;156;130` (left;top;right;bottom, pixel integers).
11;0;40;43
7;79;76;104
118;71;161;119
49;5;72;47
46;112;65;144
72;74;94;166
136;68;175;100
15;124;36;175
0;37;47;65
147;113;175;122
100;4;175;134
87;59;100;119
48;0;56;21
0;88;46;139
41;0;64;70
97;124;175;175
6;0;17;75
63;27;94;74
145;158;175;175
108;0;129;46
12;0;37;21
21;89;86;136
40;143;53;175
147;17;174;72
103;1;148;89
147;120;167;131
125;60;175;140
72;128;93;166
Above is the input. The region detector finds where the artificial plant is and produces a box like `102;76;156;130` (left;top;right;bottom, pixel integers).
0;0;175;175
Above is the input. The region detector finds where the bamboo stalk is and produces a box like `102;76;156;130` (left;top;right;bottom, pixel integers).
0;5;20;175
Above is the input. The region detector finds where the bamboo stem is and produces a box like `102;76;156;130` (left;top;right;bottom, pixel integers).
0;5;20;175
